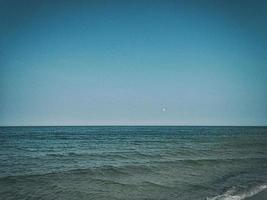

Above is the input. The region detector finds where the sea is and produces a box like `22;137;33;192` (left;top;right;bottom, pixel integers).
0;126;266;200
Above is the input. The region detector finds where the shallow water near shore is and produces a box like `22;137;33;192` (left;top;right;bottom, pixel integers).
0;126;266;200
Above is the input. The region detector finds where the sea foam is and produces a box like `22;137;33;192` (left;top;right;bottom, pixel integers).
207;184;267;200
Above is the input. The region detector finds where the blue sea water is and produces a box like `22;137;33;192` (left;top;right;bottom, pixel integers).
0;126;266;200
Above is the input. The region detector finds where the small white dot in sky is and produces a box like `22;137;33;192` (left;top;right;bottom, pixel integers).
162;108;166;112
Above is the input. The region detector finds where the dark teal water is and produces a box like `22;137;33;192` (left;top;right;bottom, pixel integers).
0;126;267;200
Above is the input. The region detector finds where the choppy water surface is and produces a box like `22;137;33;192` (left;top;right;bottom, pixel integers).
0;126;266;200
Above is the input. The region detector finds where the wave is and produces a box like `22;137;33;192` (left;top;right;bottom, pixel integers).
67;164;157;177
2;156;266;179
156;156;267;163
45;150;165;160
0;163;158;180
45;152;128;160
87;178;172;189
207;184;267;200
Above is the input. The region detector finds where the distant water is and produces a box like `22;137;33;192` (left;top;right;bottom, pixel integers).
0;126;266;200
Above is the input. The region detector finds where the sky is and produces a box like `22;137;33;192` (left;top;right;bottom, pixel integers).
0;0;267;126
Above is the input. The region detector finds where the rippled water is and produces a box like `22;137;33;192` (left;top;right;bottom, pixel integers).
0;126;266;200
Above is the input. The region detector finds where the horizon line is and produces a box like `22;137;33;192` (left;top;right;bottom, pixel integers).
0;124;267;127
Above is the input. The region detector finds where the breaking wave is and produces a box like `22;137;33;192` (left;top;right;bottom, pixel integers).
207;184;267;200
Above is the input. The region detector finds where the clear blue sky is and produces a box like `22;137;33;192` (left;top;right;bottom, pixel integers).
0;0;267;126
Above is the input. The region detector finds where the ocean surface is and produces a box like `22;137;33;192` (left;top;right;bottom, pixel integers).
0;126;266;200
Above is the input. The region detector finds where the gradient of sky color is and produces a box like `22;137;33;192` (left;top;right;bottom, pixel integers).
0;0;267;126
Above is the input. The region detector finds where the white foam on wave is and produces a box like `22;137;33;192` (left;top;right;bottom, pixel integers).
207;184;267;200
